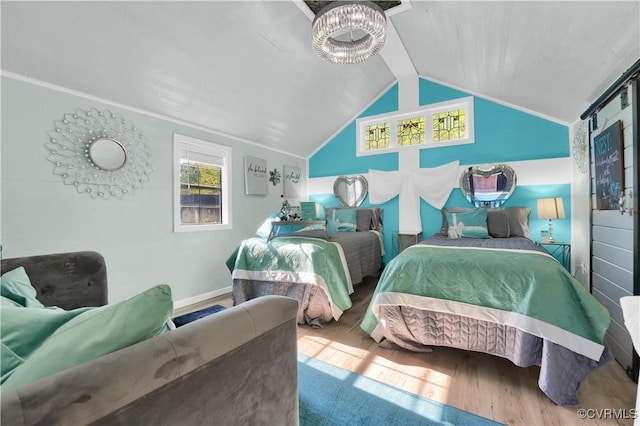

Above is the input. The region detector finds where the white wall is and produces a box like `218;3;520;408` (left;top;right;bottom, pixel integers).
1;76;306;305
571;120;591;288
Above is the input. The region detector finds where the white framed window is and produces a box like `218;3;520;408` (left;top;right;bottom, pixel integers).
174;133;232;232
356;96;474;156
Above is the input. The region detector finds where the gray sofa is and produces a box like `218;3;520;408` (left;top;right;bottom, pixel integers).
1;251;300;426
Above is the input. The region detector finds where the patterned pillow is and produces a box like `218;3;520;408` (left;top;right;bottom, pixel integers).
445;209;490;239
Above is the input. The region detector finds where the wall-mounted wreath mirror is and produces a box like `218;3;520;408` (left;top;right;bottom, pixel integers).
460;164;516;207
333;175;368;207
46;107;153;199
88;137;127;171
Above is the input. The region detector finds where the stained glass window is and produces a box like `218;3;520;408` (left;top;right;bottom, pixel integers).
364;122;390;151
356;96;473;156
397;116;425;146
433;109;466;142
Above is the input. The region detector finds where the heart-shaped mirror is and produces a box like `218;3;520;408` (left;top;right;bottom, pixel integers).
459;164;516;207
333;175;368;207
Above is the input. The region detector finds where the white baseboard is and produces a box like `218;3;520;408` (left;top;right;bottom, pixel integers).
173;286;232;310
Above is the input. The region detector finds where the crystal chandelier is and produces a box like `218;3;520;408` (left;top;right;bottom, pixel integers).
312;1;387;65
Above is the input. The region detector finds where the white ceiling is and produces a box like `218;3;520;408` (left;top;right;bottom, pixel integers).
2;1;639;158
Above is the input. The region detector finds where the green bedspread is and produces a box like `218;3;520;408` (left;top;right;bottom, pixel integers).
227;237;352;320
361;245;610;361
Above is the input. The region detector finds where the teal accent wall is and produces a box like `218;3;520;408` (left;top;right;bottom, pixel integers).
309;84;400;177
308;78;571;262
419;80;569;167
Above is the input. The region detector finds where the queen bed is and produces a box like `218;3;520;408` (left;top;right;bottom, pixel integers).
228;207;383;326
360;207;612;406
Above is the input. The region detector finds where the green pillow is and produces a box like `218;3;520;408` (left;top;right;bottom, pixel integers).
445;209;490;238
300;202;324;220
0;305;88;383
1;295;23;308
0;267;44;308
2;284;174;390
329;208;357;232
326;218;339;237
1;343;22;385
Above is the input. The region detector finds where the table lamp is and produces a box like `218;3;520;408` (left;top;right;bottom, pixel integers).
537;197;565;242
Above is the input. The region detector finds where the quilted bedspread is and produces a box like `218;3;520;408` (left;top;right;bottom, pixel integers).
227;236;353;320
361;242;609;361
360;235;613;405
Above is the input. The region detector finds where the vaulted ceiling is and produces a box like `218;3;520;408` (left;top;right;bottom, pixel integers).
2;1;638;158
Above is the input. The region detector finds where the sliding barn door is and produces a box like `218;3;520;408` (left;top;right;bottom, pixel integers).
590;79;638;376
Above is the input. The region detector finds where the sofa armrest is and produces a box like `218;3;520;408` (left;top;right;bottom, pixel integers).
1;295;299;426
1;251;107;309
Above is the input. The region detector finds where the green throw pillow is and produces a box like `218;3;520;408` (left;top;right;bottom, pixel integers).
0;267;45;308
1;344;22;385
1;295;24;308
1;305;89;384
300;202;324;220
326;218;339;237
445;209;490;238
329;209;357;232
2;284;174;390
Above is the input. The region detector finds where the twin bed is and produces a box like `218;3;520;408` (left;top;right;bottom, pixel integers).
227;204;611;406
360;233;610;406
360;207;611;406
228;207;384;326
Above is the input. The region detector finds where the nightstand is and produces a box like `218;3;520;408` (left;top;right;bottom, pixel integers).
537;241;571;271
392;232;423;257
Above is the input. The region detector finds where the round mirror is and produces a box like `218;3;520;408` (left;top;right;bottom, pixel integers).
88;137;127;171
333;175;368;207
460;164;516;207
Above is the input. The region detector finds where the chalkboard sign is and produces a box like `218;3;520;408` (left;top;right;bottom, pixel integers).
594;120;624;210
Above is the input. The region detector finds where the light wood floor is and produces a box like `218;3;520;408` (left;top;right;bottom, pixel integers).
193;280;638;426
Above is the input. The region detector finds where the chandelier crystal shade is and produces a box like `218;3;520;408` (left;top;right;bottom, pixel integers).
312;1;387;65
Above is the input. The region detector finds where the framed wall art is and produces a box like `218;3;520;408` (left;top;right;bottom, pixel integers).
594;120;624;210
244;156;268;195
283;165;302;198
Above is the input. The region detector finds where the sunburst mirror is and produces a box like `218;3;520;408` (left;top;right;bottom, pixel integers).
45;107;153;199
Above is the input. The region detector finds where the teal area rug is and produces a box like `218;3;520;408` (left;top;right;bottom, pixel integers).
298;354;503;426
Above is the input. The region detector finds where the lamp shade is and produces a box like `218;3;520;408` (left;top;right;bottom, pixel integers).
537;197;565;220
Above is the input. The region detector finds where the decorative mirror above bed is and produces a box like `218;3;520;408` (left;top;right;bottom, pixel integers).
460;164;516;207
333;175;368;207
